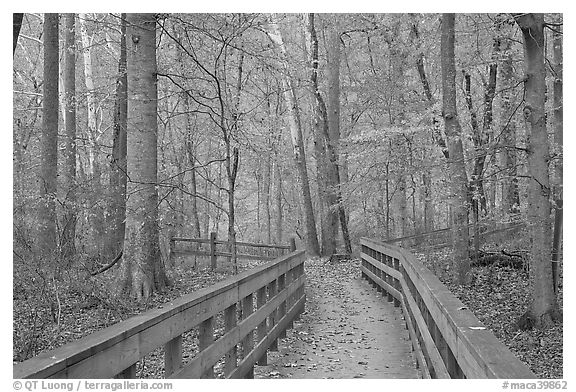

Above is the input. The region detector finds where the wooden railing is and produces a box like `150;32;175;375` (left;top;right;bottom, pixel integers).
384;220;525;250
14;250;306;379
360;237;535;379
170;232;296;269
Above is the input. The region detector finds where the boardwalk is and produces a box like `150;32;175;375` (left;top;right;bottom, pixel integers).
254;258;419;379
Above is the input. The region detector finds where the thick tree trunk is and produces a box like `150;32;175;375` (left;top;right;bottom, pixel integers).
551;19;563;296
13;13;24;55
38;13;59;258
552;22;563;199
79;13;105;255
306;13;336;256
441;14;470;284
268;15;320;256
61;13;77;260
513;13;559;329
108;13;127;259
327;20;353;255
119;13;167;301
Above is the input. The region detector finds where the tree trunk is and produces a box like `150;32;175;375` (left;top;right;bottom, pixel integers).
326;18;352;254
410;16;449;159
499;26;520;214
441;13;470;285
79;13;105;256
263;139;272;244
306;13;336;256
268;15;320;256
275;156;283;244
13;13;24;55
513;13;559;329
226;48;244;274
551;17;563;296
61;13;77;260
552;21;563;200
118;13;167;301
422;170;434;232
38;13;59;259
108;13;127;259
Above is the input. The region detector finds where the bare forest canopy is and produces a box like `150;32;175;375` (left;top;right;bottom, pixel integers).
13;13;562;315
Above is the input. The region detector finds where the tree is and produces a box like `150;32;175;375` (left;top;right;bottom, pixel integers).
61;13;77;260
79;13;105;256
107;13;127;259
305;13;335;256
37;13;59;258
441;13;470;284
326;16;353;254
267;14;320;256
499;18;521;215
118;13;168;301
513;13;560;329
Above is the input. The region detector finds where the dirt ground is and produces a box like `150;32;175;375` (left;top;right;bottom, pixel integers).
254;258;420;379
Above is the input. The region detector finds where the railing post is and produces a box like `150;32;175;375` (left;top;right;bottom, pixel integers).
210;232;217;270
164;335;182;377
224;304;238;376
116;363;136;379
198;317;215;378
285;267;294;330
392;258;401;307
278;273;287;339
268;279;278;351
256;286;267;366
241;294;255;378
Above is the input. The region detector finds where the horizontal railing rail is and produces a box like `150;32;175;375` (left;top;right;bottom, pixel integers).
360;237;534;379
384;221;525;250
170;233;296;269
14;250;306;379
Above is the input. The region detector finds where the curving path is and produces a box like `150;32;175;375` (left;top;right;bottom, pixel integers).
254;257;419;379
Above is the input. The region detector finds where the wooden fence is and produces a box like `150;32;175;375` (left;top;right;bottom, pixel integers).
14;250;306;379
384;221;525;250
170;233;296;269
360;237;535;379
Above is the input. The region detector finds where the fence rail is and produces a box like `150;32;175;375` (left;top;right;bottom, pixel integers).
14;250;306;379
170;233;296;269
360;237;535;379
384;220;525;250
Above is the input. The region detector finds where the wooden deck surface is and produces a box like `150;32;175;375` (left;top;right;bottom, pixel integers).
253;258;419;379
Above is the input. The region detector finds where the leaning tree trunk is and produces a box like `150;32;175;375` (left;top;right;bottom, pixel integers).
118;13;167;301
268;14;320;256
61;13;77;260
108;13;127;260
38;13;59;259
513;13;559;329
441;13;470;285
